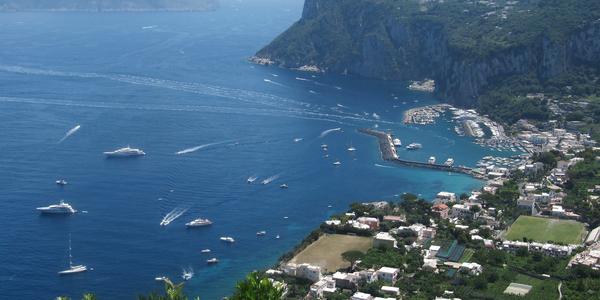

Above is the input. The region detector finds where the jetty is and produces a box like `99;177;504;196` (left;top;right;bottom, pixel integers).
358;128;476;176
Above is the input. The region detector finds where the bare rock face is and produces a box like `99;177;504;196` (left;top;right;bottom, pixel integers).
256;0;600;107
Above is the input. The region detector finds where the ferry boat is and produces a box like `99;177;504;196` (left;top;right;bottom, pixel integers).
445;158;455;166
185;218;212;227
220;236;235;243
37;200;76;214
428;156;436;164
406;143;422;150
103;146;145;157
393;138;402;147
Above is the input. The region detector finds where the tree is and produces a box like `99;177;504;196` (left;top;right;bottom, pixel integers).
342;250;365;270
137;278;199;300
231;272;284;300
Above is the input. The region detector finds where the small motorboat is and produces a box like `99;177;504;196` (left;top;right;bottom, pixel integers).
333;161;341;166
280;184;288;189
275;235;280;239
206;258;219;264
220;236;235;243
155;276;167;282
56;179;68;186
256;231;266;236
201;249;211;253
181;268;193;281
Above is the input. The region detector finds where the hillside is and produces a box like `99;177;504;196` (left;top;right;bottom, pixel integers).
0;0;219;11
255;0;600;107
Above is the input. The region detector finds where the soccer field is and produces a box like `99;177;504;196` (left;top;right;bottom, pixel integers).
290;234;373;272
505;216;586;244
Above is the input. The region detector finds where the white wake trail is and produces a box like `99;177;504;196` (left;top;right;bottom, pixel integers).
319;127;342;138
175;140;232;155
261;174;280;185
58;124;81;143
160;206;189;226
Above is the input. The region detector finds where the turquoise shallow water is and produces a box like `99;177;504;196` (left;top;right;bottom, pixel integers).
0;1;496;299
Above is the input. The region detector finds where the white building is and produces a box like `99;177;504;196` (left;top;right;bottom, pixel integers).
373;232;397;249
283;263;322;282
309;276;336;298
436;191;457;203
351;292;374;300
376;267;399;284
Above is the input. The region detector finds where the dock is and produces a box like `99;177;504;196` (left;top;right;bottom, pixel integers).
358;128;476;176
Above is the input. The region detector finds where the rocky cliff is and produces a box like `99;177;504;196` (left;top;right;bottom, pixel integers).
256;0;600;107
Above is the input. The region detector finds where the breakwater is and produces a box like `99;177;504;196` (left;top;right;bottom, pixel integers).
358;128;476;176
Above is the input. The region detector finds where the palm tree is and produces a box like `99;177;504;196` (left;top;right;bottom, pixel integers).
137;278;199;300
231;272;284;300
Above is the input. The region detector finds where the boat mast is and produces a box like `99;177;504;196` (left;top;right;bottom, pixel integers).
68;234;73;267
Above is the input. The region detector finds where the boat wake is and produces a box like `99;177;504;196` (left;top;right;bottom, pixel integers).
263;79;286;87
58;124;81;143
261;174;280;185
176;140;233;155
181;267;194;281
374;164;393;169
319;127;342;138
160;206;189;226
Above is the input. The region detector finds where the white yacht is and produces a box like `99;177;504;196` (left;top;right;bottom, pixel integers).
280;184;288;189
333;161;341;166
206;258;219;264
275;235;280;239
103;146;145;157
406;143;422;150
247;176;257;184
220;236;235;243
445;158;455;166
347;146;356;152
185;218;212;227
256;231;267;236
393;138;402;147
155;276;167;282
428;156;436;164
37;200;76;214
56;179;68;186
58;237;87;275
201;249;211;253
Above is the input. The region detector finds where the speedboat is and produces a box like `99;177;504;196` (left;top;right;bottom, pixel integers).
428;156;436;164
406;143;422;150
256;231;266;236
333;161;341;166
37;200;76;214
275;235;280;239
293;138;303;143
247;176;257;183
206;258;219;264
393;138;402;147
280;184;288;189
103;146;145;157
321;144;328;149
185;218;213;227
56;179;68;186
155;276;167;282
181;268;193;281
201;249;211;253
220;236;235;243
347;146;356;152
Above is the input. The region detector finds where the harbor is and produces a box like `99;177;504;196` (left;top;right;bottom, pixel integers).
358;128;476;177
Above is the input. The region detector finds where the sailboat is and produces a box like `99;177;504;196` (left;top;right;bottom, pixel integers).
58;235;88;275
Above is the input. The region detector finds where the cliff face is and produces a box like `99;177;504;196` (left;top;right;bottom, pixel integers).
0;0;219;11
256;0;600;107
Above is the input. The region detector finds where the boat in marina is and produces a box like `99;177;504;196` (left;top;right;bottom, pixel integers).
393;138;402;147
37;200;76;215
428;156;436;164
445;158;455;166
103;146;145;157
406;143;422;150
185;218;212;227
220;236;235;243
58;236;87;275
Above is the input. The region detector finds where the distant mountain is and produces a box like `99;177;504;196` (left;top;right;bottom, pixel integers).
0;0;219;11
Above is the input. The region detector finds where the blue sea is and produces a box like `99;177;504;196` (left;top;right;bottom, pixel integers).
0;1;498;299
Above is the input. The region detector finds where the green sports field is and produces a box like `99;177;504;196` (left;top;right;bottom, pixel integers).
505;216;586;244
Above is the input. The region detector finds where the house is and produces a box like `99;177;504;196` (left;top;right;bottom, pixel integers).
351;292;374;300
376;267;399;284
460;262;483;275
451;204;473;219
383;215;406;223
283;263;322;282
357;217;380;230
436;191;456;203
332;272;360;289
373;232;397;249
517;197;535;214
432;203;450;219
381;286;400;297
309;276;336;299
552;205;566;217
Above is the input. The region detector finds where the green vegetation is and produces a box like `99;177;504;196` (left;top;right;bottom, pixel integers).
564;149;600;227
230;272;284;300
505;216;586;244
